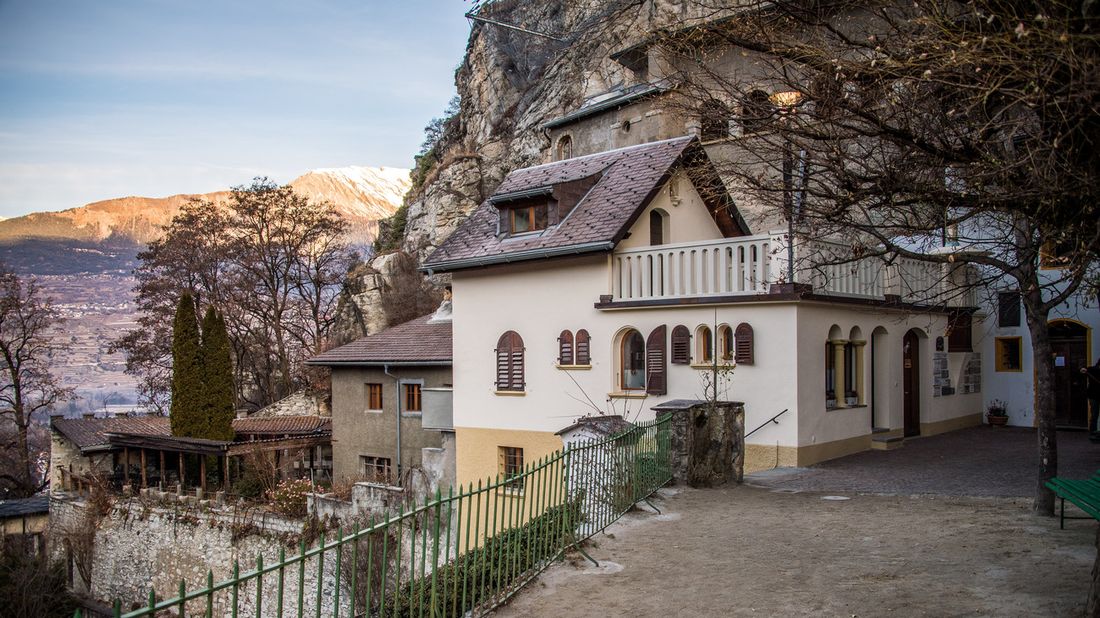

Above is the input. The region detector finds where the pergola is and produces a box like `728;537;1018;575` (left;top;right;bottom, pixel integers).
106;431;331;493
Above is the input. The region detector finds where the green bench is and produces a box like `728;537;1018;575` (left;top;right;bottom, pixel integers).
1046;472;1100;529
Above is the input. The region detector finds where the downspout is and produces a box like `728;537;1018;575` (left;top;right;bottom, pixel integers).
384;364;402;481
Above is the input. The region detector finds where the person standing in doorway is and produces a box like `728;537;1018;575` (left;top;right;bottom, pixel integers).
1083;357;1100;439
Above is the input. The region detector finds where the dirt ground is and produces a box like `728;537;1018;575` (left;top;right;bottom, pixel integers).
494;485;1095;617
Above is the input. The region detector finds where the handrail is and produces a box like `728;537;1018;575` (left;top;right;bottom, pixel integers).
745;408;788;439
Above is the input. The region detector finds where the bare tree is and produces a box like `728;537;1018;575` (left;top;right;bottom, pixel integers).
0;265;71;497
651;0;1098;514
115;178;355;412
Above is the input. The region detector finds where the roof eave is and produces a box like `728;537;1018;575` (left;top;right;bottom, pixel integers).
305;359;453;367
421;241;615;274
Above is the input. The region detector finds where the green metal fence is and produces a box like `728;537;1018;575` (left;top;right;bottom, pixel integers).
77;414;672;618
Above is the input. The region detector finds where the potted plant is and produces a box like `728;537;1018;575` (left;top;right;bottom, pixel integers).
986;400;1009;426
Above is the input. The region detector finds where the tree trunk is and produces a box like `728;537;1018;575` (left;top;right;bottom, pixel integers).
1089;524;1100;617
1025;298;1057;516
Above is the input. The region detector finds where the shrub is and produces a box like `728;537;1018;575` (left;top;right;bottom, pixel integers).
269;478;313;518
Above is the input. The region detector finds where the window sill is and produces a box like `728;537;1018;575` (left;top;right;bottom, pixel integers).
364;409;383;414
690;363;735;370
494;390;526;396
401;412;423;418
556;364;592;370
497;487;525;497
994;368;1024;373
608;391;647;399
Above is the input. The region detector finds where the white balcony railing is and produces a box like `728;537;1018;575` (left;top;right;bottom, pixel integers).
608;233;977;307
611;235;772;301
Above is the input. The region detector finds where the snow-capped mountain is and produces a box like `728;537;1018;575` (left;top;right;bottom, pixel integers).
0;166;411;247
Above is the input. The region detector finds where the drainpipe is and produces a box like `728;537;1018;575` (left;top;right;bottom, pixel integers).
384;364;402;481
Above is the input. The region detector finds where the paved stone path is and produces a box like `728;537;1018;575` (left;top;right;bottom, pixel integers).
747;426;1100;497
495;427;1099;616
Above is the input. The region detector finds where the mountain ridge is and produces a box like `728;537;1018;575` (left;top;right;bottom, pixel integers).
0;165;410;246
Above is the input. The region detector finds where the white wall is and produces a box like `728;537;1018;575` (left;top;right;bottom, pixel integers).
451;253;804;449
980;275;1100;427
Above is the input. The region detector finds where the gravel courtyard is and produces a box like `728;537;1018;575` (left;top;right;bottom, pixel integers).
496;428;1098;617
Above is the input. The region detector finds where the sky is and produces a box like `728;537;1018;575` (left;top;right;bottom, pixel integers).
0;0;473;218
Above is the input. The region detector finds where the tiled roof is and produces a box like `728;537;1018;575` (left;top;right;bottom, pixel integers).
423;136;746;272
233;416;332;435
52;416;171;451
543;82;668;129
53;414;332;452
0;495;50;518
307;314;452;365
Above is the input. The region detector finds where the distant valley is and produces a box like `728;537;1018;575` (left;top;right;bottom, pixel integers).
2;166;409;413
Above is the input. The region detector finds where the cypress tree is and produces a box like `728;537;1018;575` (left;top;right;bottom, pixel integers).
170;293;204;437
201;306;236;441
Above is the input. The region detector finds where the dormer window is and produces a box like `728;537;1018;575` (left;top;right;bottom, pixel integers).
507;203;547;235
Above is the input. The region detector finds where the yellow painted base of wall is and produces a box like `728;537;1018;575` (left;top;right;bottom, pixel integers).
919;412;982;437
744;444;799;473
454;426;564;488
745;413;982;473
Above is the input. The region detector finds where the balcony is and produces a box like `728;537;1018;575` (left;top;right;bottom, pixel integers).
606;233;976;307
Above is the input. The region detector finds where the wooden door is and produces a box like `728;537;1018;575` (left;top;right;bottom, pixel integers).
1050;321;1089;428
903;330;921;437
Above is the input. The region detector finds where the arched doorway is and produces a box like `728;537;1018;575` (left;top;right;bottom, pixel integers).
903;329;922;437
1050;320;1090;428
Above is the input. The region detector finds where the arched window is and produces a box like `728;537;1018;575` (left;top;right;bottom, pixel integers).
718;325;734;361
620;330;646;390
734;323;754;364
495;331;525;391
556;135;572;161
649;208;669;246
575;329;591;365
695;326;713;364
741;90;774;134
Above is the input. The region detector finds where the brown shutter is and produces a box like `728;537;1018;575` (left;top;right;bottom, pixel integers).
646;325;667;395
947;312;972;352
734;323;754;365
558;330;574;365
670;325;691;365
496;331;525;390
575;329;591;365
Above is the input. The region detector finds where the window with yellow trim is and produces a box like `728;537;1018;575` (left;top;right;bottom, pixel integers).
994;337;1023;372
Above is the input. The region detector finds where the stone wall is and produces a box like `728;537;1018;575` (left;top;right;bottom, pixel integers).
50;494;339;615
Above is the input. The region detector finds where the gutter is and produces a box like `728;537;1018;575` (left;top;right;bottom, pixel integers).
422;241;614;275
305;360;452;368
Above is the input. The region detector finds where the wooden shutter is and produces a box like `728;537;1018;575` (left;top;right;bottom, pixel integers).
575;329;591;365
558;330;574;365
646;325;667;395
671;325;691;365
947;312;972;352
496;331;525;390
997;292;1020;327
734;323;754;365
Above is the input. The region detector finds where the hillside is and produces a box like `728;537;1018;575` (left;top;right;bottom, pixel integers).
0;166;410;247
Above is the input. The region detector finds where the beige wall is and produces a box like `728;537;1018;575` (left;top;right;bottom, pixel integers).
50;430;112;489
616;172;725;250
329;365;448;483
1;513;47;537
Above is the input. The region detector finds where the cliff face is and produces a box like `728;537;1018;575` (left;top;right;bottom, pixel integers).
401;0;684;259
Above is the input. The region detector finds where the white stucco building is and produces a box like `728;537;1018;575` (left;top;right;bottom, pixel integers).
424;136;984;486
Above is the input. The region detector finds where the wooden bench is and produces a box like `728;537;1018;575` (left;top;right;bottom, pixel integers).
1046;472;1100;529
